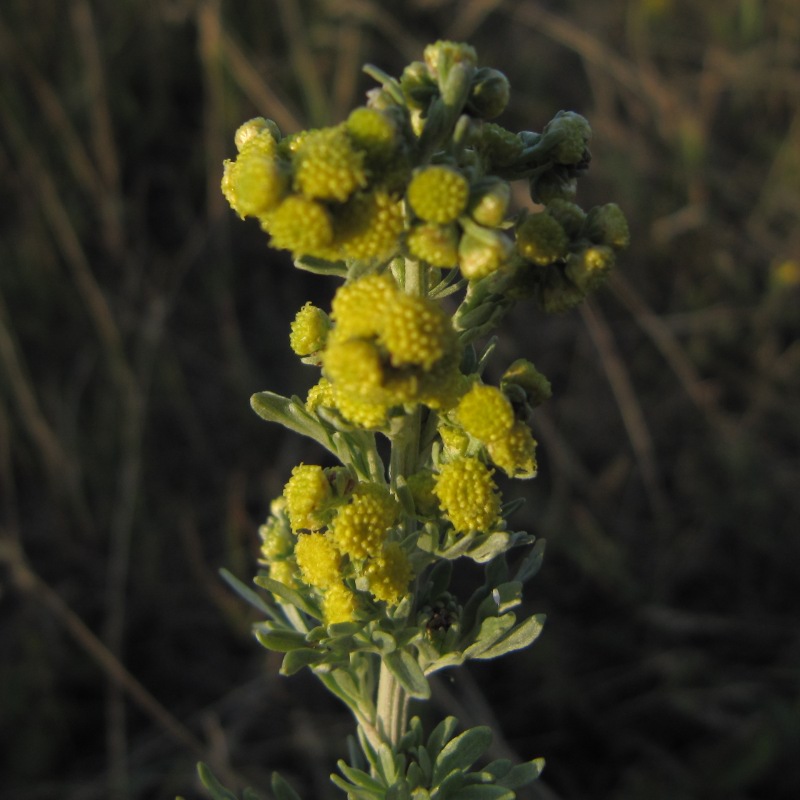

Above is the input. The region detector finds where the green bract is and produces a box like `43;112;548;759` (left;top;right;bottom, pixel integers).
204;38;628;800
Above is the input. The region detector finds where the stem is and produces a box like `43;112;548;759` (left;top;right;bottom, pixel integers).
376;659;409;747
374;255;425;749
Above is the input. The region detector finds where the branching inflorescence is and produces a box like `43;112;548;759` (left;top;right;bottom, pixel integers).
203;40;628;800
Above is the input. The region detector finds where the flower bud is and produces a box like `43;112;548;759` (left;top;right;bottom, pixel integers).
468;178;511;227
467;67;511;119
475;122;524;169
545;199;586;239
407;222;460;268
423;40;478;80
583;203;630;251
529;168;577;204
400;61;438;110
564;245;615;294
501;359;552;408
289;302;330;356
516;212;570;266
487;421;538;479
458;227;513;280
541;110;592;165
235;117;281;152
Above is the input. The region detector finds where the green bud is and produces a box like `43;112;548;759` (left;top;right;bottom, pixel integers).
516;213;570;266
468;67;511;119
423;40;478;80
234;117;281;152
475;122;524;169
564;245;615;294
468;178;511;227
529;168;577;204
545;199;586;239
501;359;552;408
400;61;438;110
583;203;630;251
458;228;514;281
541;110;592;165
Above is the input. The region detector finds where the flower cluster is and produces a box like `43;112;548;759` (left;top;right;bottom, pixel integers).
215;39;630;800
261;466;412;624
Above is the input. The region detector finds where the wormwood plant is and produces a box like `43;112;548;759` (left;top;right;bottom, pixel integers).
198;41;628;800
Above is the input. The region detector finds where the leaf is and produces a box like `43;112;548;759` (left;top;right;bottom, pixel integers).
432;727;492;784
294;254;348;276
427;716;459;759
495;758;545;789
253;575;321;620
337;760;386;793
449;785;514;800
466;532;511;563
280;648;326;675
384;650;430;699
251;392;337;458
372;630;397;654
330;775;382;800
463;615;517;659
196;763;238;800
219;568;276;617
254;626;309;653
472;614;546;661
514;538;546;584
375;742;399;785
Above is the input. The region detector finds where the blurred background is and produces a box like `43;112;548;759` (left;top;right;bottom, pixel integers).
1;0;799;798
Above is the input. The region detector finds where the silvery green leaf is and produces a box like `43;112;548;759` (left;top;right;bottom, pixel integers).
472;614;545;661
219;568;275;617
253;575;321;619
463;615;516;659
254;626;309;653
495;758;545;789
372;630;397;653
294;255;348;276
432;727;492;784
449;786;514;800
196;763;238;800
251;392;337;458
376;742;400;784
426;716;459;759
271;772;302;800
384;650;430;699
514;539;546;584
423;651;465;674
465;531;511;563
329;775;382;800
482;760;512;780
280;648;326;675
337;761;386;793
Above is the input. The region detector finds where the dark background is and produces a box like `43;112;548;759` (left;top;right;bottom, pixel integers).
1;1;799;798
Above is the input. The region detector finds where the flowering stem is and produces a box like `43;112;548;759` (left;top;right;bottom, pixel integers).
375;659;408;748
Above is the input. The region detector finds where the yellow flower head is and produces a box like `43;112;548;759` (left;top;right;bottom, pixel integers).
323;582;360;625
265;194;335;257
227;153;288;218
334;190;405;262
323;337;385;397
330;386;392;429
364;542;412;604
406;222;460;268
259;515;293;561
283;464;333;533
294;532;342;589
290;302;330;356
456;383;515;443
407;166;469;224
345;107;398;164
434;457;501;534
306;377;337;413
269;559;299;589
293;125;367;202
380;293;457;371
330;273;398;340
486;420;538;479
331;482;400;560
